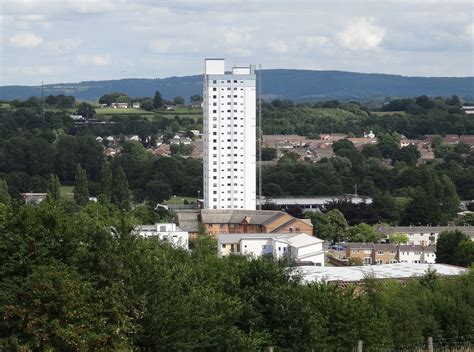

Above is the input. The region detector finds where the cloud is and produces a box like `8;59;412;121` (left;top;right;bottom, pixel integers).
337;17;385;50
149;39;173;53
268;40;289;53
9;32;44;48
77;54;111;66
46;39;83;55
303;35;330;48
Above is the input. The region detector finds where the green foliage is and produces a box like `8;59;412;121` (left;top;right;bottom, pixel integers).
76;101;96;118
0;180;11;205
261;147;277;161
455;240;474;267
73;164;89;205
47;174;61;201
306;209;348;242
436;230;470;265
346;223;382;242
389;232;409;244
111;164;131;210
98;162;113;199
153;91;164;109
173;96;185;105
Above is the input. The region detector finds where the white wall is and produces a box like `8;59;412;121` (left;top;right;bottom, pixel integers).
241;238;272;257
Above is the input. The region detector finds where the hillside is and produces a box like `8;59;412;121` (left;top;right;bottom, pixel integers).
1;69;473;102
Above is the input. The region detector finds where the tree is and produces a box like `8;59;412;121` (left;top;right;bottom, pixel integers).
99;163;113;199
145;180;172;204
111;165;131;210
153;91;164;109
436;230;470;265
173;96;185;105
389;232;409;244
346;224;382;243
73;164;89;206
190;95;202;103
0;180;11;205
307;209;348;243
140;98;154;111
47;174;61;201
454;240;474;267
76;102;96;118
261;147;277;161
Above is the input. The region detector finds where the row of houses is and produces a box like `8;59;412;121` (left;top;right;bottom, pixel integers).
342;243;436;265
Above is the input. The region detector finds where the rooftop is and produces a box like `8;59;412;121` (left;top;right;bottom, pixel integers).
376;226;474;236
297;263;468;283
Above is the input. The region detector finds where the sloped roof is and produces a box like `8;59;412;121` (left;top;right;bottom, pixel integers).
201;209;287;225
347;243;374;250
274;233;323;248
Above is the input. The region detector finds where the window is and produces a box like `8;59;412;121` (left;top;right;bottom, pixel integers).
212;80;217;84
377;250;384;255
222;244;226;248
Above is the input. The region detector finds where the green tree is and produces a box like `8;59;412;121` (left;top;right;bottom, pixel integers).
76;102;96;118
47;174;61;201
261;147;277;161
0;180;11;205
389;232;409;244
145;180;172;204
153;91;164;109
307;209;348;242
173;96;185;105
111;165;131;210
454;240;474;267
73;164;89;205
99;163;113;199
346;223;382;243
436;230;470;265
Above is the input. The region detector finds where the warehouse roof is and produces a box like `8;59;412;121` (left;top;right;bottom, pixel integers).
297;263;468;283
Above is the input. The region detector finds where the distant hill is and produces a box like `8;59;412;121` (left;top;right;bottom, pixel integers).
1;69;473;102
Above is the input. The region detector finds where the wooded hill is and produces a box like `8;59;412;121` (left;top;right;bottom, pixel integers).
1;69;473;102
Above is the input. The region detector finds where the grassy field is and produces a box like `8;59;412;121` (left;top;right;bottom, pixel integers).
95;108;155;116
163;196;198;205
371;111;406;116
60;185;74;199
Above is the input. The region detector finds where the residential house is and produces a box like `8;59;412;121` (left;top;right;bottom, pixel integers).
20;193;48;204
373;243;398;265
201;209;313;237
134;223;189;249
397;245;425;264
346;243;374;265
132;102;140;108
218;232;324;266
111;102;128;108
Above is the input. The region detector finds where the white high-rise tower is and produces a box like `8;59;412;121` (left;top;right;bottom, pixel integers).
203;58;256;210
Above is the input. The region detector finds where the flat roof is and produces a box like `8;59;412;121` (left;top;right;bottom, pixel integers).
297;263;468;283
257;196;372;206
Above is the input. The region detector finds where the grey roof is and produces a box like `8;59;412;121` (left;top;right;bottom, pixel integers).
176;211;200;232
398;245;424;252
201;209;286;225
376;226;474;236
218;233;275;244
373;243;397;251
257;195;373;206
348;243;374;250
298;263;468;283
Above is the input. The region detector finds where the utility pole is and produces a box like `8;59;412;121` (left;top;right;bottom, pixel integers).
258;64;263;210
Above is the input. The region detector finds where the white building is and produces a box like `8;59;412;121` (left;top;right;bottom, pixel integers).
134;223;189;249
397;245;437;264
217;232;325;266
203;58;256;210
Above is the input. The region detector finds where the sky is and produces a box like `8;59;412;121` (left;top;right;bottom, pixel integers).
1;0;473;86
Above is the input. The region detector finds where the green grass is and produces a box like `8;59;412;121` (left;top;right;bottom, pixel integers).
163;196;198;205
60;185;74;199
371;111;406;116
96;108;155;115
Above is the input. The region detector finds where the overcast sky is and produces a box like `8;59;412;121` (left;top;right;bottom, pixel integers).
1;0;473;85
